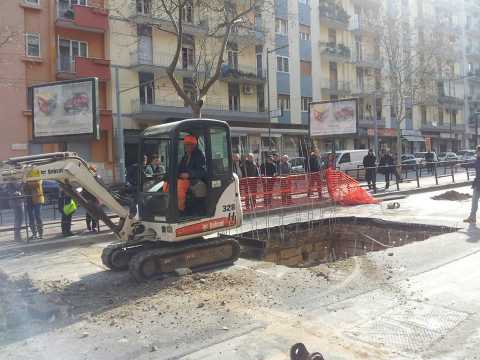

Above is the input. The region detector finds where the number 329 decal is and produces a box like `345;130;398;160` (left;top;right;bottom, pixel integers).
222;204;235;212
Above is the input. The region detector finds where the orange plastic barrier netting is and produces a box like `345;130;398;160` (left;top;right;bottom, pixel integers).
325;168;379;206
238;170;378;211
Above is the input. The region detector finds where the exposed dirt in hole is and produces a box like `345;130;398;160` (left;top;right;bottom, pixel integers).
431;190;472;201
237;217;457;267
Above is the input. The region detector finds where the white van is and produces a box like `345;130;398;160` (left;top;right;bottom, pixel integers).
335;149;369;178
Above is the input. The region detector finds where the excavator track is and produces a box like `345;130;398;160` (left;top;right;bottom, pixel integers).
128;237;240;282
101;243;145;271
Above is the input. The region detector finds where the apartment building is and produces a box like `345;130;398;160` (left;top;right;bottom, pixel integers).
0;0;115;181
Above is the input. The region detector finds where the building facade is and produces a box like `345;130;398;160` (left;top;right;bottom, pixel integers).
0;0;115;181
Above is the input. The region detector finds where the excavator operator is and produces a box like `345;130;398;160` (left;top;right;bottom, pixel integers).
164;135;207;215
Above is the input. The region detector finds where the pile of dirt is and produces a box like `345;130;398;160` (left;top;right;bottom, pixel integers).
431;190;472;201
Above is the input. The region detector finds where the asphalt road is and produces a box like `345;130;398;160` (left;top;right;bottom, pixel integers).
1;186;480;359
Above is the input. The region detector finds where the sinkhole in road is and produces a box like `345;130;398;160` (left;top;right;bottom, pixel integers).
236;217;457;267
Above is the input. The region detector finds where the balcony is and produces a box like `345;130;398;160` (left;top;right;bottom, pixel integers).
220;64;265;85
351;81;382;96
129;50;195;75
132;12;208;36
57;56;110;81
131;99;268;124
319;42;351;63
358;115;386;129
350;0;380;7
421;122;465;133
351;51;382;69
438;95;464;109
320;78;351;96
229;26;265;45
56;4;108;33
318;0;349;30
349;15;374;35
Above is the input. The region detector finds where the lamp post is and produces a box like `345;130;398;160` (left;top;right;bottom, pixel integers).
266;44;289;152
475;112;480;148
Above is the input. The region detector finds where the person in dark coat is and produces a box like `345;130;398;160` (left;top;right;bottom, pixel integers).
465;146;480;224
242;153;259;209
279;155;292;205
307;149;323;199
58;190;73;237
379;150;395;189
7;182;23;242
363;149;377;190
260;156;277;207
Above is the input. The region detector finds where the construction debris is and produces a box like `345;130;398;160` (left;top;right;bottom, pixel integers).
432;190;472;201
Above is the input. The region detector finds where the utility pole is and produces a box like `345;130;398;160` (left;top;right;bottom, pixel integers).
266;44;288;153
372;92;378;157
114;66;126;183
476;112;480;148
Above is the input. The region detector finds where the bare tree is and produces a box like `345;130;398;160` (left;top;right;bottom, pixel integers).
114;0;268;117
366;2;457;161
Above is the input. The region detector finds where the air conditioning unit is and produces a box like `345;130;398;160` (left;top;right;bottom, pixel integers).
243;84;253;95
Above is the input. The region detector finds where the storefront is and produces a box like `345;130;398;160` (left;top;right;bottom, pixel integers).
401;130;425;154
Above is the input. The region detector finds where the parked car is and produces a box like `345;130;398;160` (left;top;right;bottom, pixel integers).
438;152;459;163
335;149;369;179
458;150;476;168
288;157;306;173
401;154;418;170
414;152;438;164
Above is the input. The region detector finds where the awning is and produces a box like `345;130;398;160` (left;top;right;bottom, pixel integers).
402;135;425;142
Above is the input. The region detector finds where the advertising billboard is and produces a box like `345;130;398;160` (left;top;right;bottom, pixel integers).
309;98;357;137
32;78;99;139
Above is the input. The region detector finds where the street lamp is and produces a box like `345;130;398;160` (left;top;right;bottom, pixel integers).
266;44;289;152
475;112;480;147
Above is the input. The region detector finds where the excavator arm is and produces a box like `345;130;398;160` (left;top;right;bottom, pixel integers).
0;152;135;241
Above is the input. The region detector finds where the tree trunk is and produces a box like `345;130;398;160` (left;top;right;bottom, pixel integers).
191;102;202;118
396;120;402;176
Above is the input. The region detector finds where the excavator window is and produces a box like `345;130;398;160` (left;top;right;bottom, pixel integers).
142;138;170;193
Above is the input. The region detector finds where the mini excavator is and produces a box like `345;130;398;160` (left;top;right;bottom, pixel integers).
0;119;242;281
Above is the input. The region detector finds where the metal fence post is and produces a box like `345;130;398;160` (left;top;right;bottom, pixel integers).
434;162;439;185
451;163;455;183
415;164;420;188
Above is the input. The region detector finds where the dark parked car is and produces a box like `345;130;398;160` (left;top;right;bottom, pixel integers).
401;154;418;170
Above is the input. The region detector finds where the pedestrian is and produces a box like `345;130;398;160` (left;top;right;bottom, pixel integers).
23;180;44;240
379;150;394;189
260;156;277;207
144;155;153;178
464;146;480;224
232;153;243;178
58;189;74;237
279;155;292;205
7;182;23;242
86;164;100;232
363;149;377;190
307;148;322;199
272;153;281;170
243;153;259;209
151;155;165;175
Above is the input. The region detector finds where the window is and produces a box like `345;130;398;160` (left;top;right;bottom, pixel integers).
300;61;311;76
300;31;310;41
58;38;87;71
24;0;40;5
181;2;193;23
71;0;87;5
299;0;309;4
25;33;40;57
136;0;151;14
275;18;288;34
301;97;312;112
210;128;229;175
438;108;444;126
228;83;240;111
276;56;289;72
328;28;336;44
451;110;457;126
339;153;351;164
278;95;290;111
421;105;427;125
139;72;155;105
182;47;194;69
257;84;265;112
227;49;238;70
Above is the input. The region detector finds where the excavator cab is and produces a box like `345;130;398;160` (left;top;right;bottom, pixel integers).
137;119;241;241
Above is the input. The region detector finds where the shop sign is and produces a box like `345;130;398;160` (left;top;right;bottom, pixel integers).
367;128;397;137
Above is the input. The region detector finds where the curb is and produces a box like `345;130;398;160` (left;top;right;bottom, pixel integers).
0;231;115;257
373;180;471;198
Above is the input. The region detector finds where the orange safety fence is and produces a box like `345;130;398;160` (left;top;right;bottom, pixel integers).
325;168;379;206
239;170;378;212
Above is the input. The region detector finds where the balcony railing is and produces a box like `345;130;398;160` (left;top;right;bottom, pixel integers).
132;11;208;35
319;0;349;27
220;64;266;84
349;14;374;34
351;51;382;68
56;3;108;32
319;42;351;61
320;78;351;94
130;49;196;73
57;56;110;81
